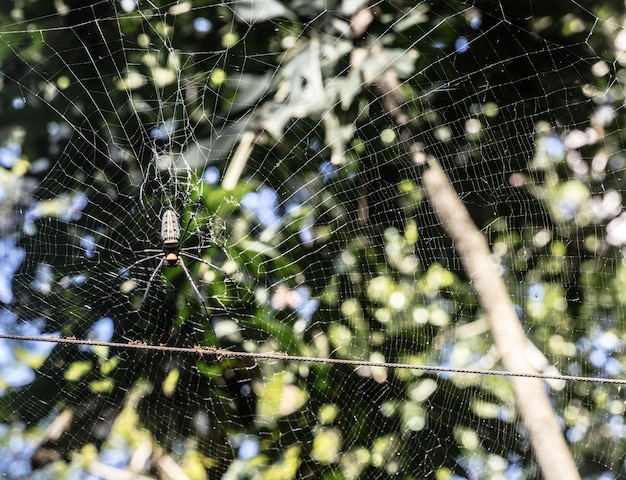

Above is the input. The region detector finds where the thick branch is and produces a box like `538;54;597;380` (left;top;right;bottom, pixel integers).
374;71;580;479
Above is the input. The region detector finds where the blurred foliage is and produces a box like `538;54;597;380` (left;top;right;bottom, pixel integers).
1;0;626;479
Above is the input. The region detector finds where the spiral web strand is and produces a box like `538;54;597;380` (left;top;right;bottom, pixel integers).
0;1;626;478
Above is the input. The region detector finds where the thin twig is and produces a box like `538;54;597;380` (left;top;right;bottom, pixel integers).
1;333;624;385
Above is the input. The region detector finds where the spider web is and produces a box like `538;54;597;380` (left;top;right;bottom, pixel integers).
0;0;624;478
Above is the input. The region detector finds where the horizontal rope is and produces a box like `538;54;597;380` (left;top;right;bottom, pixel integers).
1;333;624;385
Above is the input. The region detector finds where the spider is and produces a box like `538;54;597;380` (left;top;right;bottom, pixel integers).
119;205;235;314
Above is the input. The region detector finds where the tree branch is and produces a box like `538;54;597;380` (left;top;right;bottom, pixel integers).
374;70;580;480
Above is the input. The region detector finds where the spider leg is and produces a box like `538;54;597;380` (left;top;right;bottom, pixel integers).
133;248;163;255
179;198;204;247
117;252;163;279
140;259;165;311
180;251;238;287
178;256;210;318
